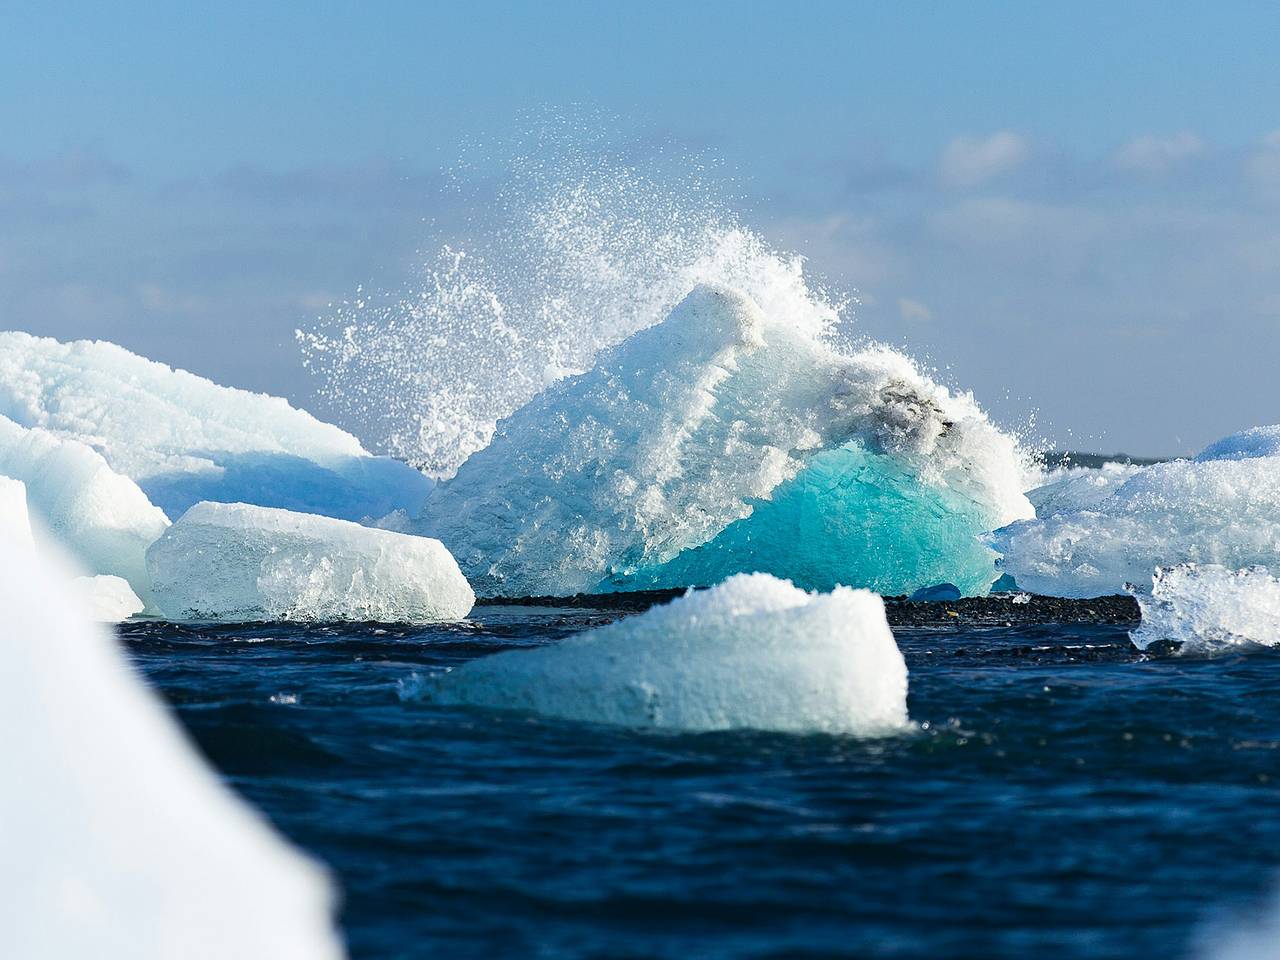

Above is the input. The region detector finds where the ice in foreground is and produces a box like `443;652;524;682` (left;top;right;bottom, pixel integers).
0;414;168;604
991;427;1280;597
422;573;910;735
0;541;344;959
419;284;1032;598
1130;564;1280;655
0;475;32;546
0;330;430;522
147;501;474;622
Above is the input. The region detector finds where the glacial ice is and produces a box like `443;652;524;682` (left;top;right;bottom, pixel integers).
0;540;344;960
73;575;146;623
147;501;474;622
990;427;1280;597
0;331;430;522
1203;886;1280;960
1130;564;1280;655
1024;462;1143;518
418;284;1032;598
421;573;910;735
0;414;169;605
0;475;32;546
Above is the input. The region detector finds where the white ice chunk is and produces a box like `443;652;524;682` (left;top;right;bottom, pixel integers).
0;540;344;960
1025;462;1143;519
419;284;1032;598
0;475;33;546
0;330;430;522
422;573;910;735
1202;886;1280;960
991;427;1280;598
73;574;146;623
1130;564;1280;655
147;501;474;622
0;415;168;604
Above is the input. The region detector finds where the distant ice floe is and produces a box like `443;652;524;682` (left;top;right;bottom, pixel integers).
0;540;344;959
1131;564;1280;655
991;427;1280;597
421;573;910;735
73;574;146;623
418;284;1032;598
0;330;430;522
147;501;474;623
0;414;168;607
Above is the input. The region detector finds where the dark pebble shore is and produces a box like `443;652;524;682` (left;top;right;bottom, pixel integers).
478;590;1141;626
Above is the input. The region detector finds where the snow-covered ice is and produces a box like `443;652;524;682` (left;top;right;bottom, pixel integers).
1130;564;1280;655
421;572;910;735
0;540;344;960
147;501;474;623
0;414;168;605
418;284;1032;598
990;427;1280;597
0;330;430;522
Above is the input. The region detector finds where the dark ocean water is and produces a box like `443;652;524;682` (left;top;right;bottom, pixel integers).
119;607;1280;960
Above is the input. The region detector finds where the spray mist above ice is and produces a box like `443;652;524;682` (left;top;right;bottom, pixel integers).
296;121;845;477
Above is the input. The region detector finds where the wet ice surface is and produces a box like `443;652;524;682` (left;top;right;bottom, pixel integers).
120;605;1280;960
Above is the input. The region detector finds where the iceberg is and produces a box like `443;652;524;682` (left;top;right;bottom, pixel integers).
417;284;1032;598
0;475;32;546
1130;564;1280;655
0;415;168;604
421;572;910;735
73;574;146;623
990;427;1280;598
147;501;474;622
0;330;430;522
0;540;344;959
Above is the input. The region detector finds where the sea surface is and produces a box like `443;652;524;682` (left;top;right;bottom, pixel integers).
119;606;1280;960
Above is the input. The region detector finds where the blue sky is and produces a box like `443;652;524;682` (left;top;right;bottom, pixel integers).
4;1;1280;454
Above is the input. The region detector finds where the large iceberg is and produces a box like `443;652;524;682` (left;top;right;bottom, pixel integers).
421;572;910;735
990;427;1280;597
417;285;1032;598
0;540;344;959
0;414;168;604
1131;564;1280;655
0;331;430;522
147;501;474;622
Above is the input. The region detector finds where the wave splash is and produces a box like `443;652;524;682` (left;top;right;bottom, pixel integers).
297;135;841;477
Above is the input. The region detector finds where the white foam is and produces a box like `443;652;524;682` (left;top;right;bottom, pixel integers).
147;501;474;623
991;428;1280;598
0;330;430;522
422;573;910;735
0;540;343;959
1131;564;1280;654
0;415;168;605
418;283;1032;598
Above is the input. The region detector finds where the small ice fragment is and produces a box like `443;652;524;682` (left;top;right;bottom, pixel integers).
72;575;145;623
1130;564;1280;655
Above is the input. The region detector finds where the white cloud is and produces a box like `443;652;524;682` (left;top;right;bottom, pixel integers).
1114;132;1204;173
939;132;1028;187
1247;130;1280;199
897;297;932;323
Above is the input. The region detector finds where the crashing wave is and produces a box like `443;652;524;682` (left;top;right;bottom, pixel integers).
990;427;1280;597
0;539;344;959
418;573;909;735
0;331;429;522
415;284;1032;598
1131;564;1280;655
